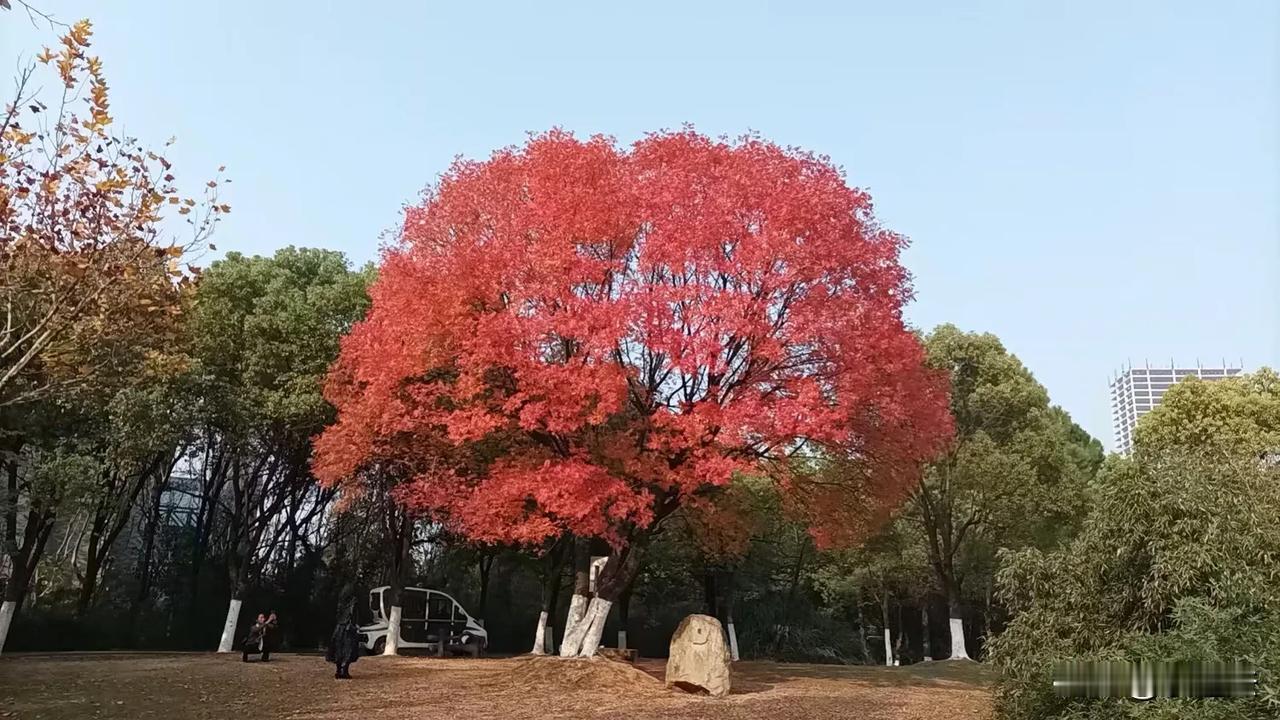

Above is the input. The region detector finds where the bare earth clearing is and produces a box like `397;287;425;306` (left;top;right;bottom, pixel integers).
0;652;992;720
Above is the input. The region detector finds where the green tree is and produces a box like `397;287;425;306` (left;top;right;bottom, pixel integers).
911;325;1103;660
1134;367;1280;460
185;247;371;652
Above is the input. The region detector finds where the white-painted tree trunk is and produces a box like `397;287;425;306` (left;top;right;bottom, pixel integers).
617;629;627;651
0;600;16;655
383;605;403;655
545;625;555;654
217;598;242;653
949;617;970;660
575;597;612;658
557;593;590;657
883;629;894;666
531;610;549;655
727;622;740;661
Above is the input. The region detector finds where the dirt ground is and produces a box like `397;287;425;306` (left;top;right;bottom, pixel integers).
0;652;992;720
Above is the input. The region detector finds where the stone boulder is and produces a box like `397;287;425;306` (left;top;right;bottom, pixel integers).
665;614;731;697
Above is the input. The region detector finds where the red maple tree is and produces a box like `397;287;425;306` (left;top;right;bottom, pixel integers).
314;129;952;655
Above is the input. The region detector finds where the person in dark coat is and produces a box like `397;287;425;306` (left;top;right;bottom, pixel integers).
242;613;268;663
326;605;361;679
262;611;279;662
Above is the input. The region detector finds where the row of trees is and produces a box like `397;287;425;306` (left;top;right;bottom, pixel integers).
0;24;1104;662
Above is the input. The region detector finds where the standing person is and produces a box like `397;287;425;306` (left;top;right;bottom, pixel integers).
326;604;361;680
262;611;279;662
241;613;268;663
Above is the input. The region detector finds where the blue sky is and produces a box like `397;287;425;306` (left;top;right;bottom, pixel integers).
4;1;1277;450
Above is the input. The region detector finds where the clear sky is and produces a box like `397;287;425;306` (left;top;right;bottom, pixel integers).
4;1;1277;450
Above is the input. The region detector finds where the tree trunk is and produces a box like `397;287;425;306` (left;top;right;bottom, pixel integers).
75;533;103;616
384;604;403;655
217;525;252;653
783;539;808;627
381;584;401;655
477;552;494;626
881;592;893;666
531;540;567;655
383;511;412;656
0;459;24;654
702;568;719;619
544;556;565;654
947;586;970;660
853;592;870;664
217;596;243;653
617;579;633;651
571;544;643;658
977;581;994;660
186;480;218;646
557;538;594;657
0;564;30;655
921;604;932;661
532;610;550;655
127;473;167;644
0;600;15;655
893;602;905;666
723;572;739;661
0;477;56;656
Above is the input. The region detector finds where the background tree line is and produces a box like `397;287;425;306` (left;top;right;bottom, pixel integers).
0;26;1103;658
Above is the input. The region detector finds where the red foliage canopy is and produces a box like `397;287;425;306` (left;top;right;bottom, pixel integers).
314;130;952;549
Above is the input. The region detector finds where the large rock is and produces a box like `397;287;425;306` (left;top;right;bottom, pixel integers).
665;614;731;697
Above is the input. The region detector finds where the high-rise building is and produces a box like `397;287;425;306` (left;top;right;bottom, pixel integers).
1109;361;1243;455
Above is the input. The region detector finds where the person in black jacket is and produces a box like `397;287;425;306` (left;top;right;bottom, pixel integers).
242;613;268;663
262;611;279;661
326;604;361;679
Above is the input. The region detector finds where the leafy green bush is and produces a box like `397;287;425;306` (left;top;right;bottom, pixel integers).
989;453;1280;719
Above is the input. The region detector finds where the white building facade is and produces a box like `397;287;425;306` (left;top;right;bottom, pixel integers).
1109;362;1243;455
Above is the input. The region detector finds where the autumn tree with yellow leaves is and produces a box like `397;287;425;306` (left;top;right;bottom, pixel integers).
0;19;227;409
0;20;228;652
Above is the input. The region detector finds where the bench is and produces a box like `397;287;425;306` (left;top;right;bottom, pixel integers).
596;647;638;662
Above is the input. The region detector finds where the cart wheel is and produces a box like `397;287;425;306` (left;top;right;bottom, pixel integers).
371;636;386;655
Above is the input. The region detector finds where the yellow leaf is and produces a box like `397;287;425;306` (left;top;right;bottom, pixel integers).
70;20;93;47
3;128;34;144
